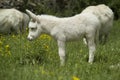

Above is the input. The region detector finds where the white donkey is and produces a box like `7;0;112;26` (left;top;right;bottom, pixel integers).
82;4;114;44
26;10;100;65
0;8;30;34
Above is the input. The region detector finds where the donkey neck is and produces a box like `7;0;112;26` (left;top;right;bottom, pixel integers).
40;15;60;34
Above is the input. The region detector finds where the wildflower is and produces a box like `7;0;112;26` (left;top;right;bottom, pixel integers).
44;45;49;49
39;34;51;41
72;76;80;80
5;45;11;56
5;45;10;51
46;35;51;41
12;35;15;38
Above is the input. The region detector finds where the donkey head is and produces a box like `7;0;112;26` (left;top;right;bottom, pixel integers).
26;9;42;41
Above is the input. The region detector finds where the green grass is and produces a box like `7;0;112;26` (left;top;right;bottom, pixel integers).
0;20;120;80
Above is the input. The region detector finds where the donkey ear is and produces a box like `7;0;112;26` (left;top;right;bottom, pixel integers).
36;16;41;23
26;9;36;21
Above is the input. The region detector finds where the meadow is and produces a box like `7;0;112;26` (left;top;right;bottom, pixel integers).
0;20;120;80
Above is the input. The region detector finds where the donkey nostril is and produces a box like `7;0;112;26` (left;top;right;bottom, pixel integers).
27;36;33;41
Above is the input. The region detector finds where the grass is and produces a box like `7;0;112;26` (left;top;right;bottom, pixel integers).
0;20;120;80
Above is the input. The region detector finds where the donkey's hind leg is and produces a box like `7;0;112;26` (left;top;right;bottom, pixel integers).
86;33;96;63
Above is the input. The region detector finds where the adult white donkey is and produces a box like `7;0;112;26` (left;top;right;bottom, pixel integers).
0;8;29;34
26;10;100;65
82;4;114;44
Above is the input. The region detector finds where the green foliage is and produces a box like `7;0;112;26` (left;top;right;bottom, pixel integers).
25;0;120;19
108;0;120;19
0;20;120;80
1;0;120;19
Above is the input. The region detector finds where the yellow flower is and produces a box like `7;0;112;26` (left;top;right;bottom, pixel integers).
6;45;9;47
5;45;10;52
39;34;51;40
72;76;80;80
4;45;11;56
12;35;15;38
44;45;49;49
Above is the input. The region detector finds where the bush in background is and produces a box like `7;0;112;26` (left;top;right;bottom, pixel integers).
0;0;120;19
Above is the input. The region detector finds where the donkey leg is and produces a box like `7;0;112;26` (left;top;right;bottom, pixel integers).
83;37;88;45
87;37;96;63
57;40;65;66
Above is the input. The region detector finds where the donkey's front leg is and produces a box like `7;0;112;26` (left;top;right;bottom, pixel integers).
87;37;96;64
57;40;65;66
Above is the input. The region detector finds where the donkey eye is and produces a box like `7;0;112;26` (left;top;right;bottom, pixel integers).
30;27;37;31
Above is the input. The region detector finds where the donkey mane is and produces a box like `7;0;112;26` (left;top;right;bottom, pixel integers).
40;14;76;22
40;14;60;21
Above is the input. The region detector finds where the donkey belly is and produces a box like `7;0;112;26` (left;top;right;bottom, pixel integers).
65;32;84;41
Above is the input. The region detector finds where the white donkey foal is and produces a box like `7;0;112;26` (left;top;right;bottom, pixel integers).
26;10;100;65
